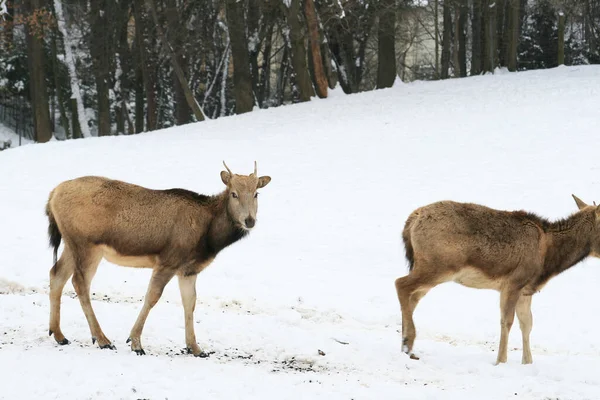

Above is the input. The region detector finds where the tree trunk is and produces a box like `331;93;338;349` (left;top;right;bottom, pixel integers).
496;0;507;67
25;0;52;142
483;0;497;73
304;0;328;97
506;0;519;71
276;44;289;106
434;0;440;78
458;0;467;77
258;23;273;106
453;5;460;77
376;0;396;88
284;0;314;102
54;0;91;138
328;23;357;93
165;0;192;125
321;39;337;89
225;0;254;113
133;0;155;131
247;0;261;106
90;0;112;136
471;0;482;75
220;46;231;117
441;0;452;79
115;0;132;134
50;24;70;138
70;98;82;139
558;11;565;66
585;1;597;55
146;0;205;121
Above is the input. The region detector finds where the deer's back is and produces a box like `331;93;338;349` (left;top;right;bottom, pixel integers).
49;176;210;256
407;201;545;278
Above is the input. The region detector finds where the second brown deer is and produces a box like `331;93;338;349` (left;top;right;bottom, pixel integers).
396;195;600;364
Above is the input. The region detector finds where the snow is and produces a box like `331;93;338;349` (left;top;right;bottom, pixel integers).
2;66;600;399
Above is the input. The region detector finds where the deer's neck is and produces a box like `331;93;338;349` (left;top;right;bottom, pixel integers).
541;211;594;281
205;193;248;257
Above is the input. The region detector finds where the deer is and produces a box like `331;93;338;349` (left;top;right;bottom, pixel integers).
395;195;600;365
46;161;271;357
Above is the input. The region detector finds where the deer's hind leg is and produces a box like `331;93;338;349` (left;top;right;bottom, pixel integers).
71;245;113;349
49;244;75;345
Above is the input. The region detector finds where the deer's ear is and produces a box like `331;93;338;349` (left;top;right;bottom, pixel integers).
572;194;588;210
257;176;271;189
221;171;231;185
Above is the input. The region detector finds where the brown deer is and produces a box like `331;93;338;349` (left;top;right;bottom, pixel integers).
395;195;600;365
46;162;271;357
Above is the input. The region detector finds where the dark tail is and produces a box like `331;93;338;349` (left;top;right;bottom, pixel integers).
402;213;416;272
46;201;61;265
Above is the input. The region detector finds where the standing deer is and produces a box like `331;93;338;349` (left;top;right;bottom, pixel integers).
46;162;271;357
396;195;600;365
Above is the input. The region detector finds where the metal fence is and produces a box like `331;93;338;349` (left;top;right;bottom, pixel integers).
0;91;35;145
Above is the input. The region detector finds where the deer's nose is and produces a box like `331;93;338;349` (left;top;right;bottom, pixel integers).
245;217;256;229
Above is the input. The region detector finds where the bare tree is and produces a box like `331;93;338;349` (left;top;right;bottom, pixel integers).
146;0;206;121
53;0;91;138
24;0;52;142
283;0;315;101
441;0;452;78
377;0;397;88
305;0;328;97
471;0;483;75
457;0;467;77
89;0;113;136
225;0;254;113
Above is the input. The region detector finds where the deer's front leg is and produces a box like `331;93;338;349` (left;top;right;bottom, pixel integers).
516;294;533;364
496;287;521;365
178;273;208;358
128;268;175;355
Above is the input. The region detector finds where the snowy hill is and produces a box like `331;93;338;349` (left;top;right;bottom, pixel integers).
2;66;600;399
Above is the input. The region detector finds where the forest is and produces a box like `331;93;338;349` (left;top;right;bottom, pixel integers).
0;0;598;143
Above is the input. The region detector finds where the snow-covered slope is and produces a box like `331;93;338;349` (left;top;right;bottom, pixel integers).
2;66;600;399
0;122;32;148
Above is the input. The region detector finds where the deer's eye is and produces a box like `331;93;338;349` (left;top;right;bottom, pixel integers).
232;192;238;199
254;192;259;198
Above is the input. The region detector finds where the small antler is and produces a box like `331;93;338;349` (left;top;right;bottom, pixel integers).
223;160;233;176
253;161;257;177
572;194;588;210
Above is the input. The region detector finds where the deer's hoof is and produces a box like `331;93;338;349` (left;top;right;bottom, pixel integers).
100;344;117;350
134;349;146;356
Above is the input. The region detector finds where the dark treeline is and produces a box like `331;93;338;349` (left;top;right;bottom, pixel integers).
0;0;598;142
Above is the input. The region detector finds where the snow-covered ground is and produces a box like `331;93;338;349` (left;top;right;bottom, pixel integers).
2;66;600;399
